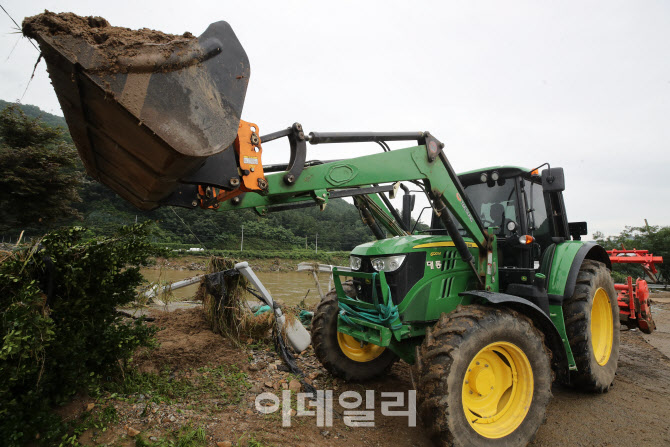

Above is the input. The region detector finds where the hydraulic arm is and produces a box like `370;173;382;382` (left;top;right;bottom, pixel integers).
197;124;492;285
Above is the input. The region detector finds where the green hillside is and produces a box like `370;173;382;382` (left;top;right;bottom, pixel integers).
0;99;68;131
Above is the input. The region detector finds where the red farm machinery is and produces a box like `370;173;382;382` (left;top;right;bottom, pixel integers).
608;249;663;333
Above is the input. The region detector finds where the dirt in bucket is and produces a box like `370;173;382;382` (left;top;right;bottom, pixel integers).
22;11;195;64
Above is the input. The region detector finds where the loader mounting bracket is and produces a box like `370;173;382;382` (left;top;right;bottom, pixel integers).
420;132;444;162
182;147;241;190
259;123;308;186
160;184;199;209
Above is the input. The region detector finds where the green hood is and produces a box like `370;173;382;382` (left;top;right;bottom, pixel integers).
351;234;477;257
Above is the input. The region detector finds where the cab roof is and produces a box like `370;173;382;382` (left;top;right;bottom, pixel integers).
457;166;532;186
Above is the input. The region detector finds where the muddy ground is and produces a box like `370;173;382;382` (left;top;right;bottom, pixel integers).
67;298;670;446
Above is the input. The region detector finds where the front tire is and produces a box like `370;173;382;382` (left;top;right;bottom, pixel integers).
311;281;398;381
414;305;553;447
563;259;620;392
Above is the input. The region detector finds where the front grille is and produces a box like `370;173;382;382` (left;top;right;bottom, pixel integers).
352;252;425;305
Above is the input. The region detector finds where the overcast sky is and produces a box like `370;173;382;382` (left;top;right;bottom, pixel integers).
1;0;668;237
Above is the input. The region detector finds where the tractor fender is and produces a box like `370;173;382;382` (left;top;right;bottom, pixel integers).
547;241;611;303
563;242;611;299
459;290;569;381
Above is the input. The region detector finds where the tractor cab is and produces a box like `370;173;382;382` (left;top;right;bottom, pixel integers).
430;165;587;311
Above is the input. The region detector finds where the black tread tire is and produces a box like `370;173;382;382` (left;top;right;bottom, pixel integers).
413;304;553;447
563;259;620;393
311;281;398;381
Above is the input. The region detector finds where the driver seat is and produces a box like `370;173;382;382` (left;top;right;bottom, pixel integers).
489;203;506;234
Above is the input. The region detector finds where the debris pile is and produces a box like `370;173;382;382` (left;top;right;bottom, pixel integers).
199;257;274;346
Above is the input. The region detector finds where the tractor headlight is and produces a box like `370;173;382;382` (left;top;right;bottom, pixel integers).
349;255;362;271
370;255;406;272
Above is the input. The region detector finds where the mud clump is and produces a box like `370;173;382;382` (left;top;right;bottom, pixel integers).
22;10;194;63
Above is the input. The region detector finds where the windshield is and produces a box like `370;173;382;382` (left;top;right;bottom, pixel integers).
431;178;520;238
464;181;519;235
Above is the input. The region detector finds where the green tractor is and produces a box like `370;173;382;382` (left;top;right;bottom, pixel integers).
28;15;619;446
307;160;619;446
215;130;618;446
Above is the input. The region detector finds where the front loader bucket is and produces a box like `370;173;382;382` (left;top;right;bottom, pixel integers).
23;12;249;210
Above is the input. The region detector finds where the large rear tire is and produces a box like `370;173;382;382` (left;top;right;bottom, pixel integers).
414;305;553;447
311;281;398;381
563;259;619;392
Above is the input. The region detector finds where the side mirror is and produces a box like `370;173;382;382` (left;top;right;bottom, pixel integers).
402;193;416;232
568;221;588;241
541;167;565;192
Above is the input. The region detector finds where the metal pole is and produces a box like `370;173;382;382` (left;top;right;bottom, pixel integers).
308;131;425;145
312;270;325;300
241;225;244;252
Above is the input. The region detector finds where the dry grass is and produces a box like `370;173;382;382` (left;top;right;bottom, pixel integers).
0;250;13;264
199;257;275;347
0;238;42;266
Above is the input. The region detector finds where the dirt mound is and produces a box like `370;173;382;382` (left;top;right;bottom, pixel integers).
22;11;193;52
133;308;246;373
22;11;196;75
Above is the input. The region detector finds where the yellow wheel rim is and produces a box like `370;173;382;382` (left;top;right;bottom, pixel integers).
337;333;386;362
462;342;534;439
591;287;613;366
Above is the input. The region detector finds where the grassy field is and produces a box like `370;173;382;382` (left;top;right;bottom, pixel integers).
156;248;350;271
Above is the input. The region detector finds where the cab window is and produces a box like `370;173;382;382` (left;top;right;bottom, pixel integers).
463;180;519;238
528;181;551;251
